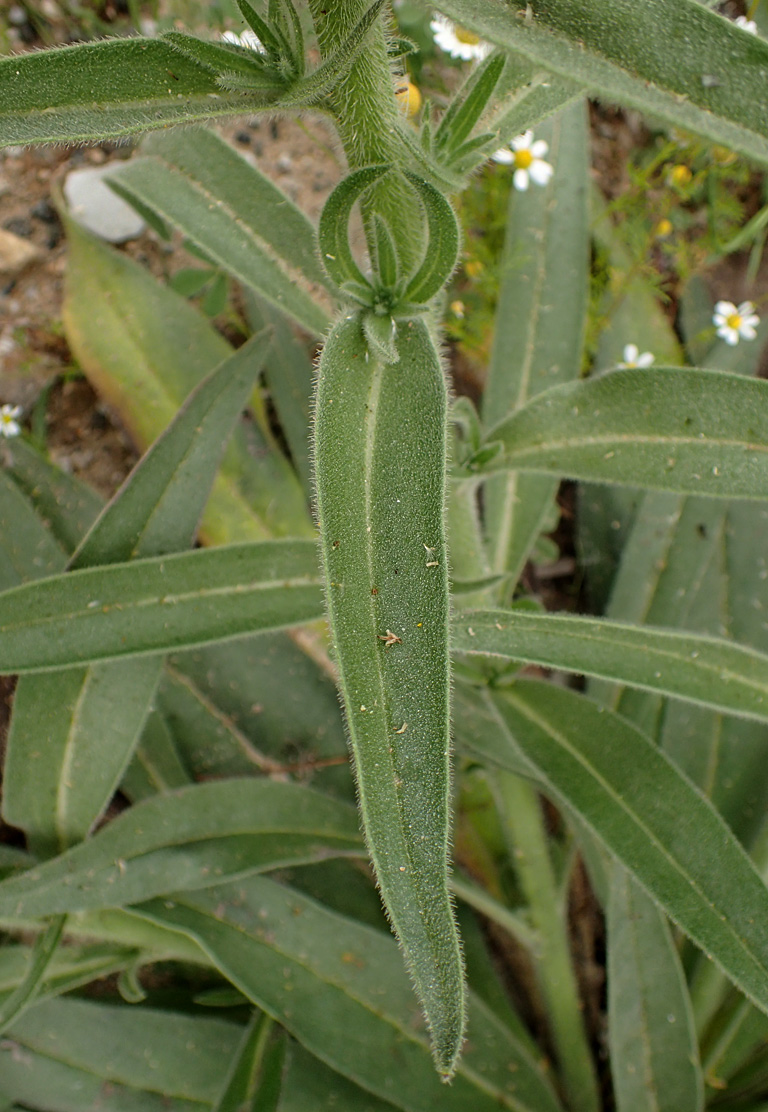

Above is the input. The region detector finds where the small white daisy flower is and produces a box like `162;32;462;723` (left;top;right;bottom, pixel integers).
222;29;265;52
0;404;22;438
618;344;654;369
491;131;554;191
734;15;758;33
713;300;760;345
430;14;491;61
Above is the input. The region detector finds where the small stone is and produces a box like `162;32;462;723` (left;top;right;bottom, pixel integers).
0;228;41;277
3;216;33;238
235;130;252;146
63;165;146;244
31;199;59;224
276;153;293;173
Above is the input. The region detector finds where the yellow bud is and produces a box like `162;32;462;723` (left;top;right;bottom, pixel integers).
464;259;483;278
655;218;673;238
670;164;693;187
395;80;422;118
450;300;465;319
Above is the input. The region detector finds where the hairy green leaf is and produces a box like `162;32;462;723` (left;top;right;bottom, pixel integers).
452;609;768;724
481;100;589;594
0;38;272;148
108;128;330;336
484;368;768;498
0;541;322;673
136;876;564;1112
608;864;703;1112
489;682;768;1026
0;780;362;919
434;0;768;166
313;313;464;1076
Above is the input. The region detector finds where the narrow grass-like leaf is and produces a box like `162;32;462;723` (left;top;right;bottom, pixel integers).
489;681;768;1024
243;293;314;496
108;128;330;336
160;632;348;796
5;439;103;555
607;863;703;1112
0;916;66;1035
3;660;164;858
314;314;464;1077
4;997;240;1109
0;780;362;919
435;52;506;153
0;541;322;673
484;368;768;498
452;609;768;724
161;30;280;87
135;876;564;1112
481;100;589;594
433;0;768;166
62;216;312;545
0;38;271;148
0;471;67;591
213;1013;283;1112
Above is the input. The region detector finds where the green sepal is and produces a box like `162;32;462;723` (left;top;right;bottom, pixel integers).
268;0;305;76
319;164;391;291
388;35;420;59
372;214;401;291
435;50;506;153
363;310;399;364
161;31;278;89
276;0;388;107
234;0;287;62
401;171;460;305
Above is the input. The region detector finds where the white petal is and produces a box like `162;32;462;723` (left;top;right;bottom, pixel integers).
740;324;758;340
513;168;530;191
491;147;514;164
743;314;760;328
714;300;736;317
637;352;654;367
530;140;549;158
738;301;756;315
529;159;554;185
511;131;533;151
623;344;639;363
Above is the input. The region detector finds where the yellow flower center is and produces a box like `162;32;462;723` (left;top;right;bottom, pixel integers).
515;149;534;170
455;26;481;45
726;313;743;331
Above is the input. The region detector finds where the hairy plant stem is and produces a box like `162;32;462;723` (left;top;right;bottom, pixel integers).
307;0;422;271
491;771;601;1112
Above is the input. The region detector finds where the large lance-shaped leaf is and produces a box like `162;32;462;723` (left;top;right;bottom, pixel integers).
481;99;589;593
313;315;463;1077
432;0;768;166
108;128;331;337
452;609;768;724
2;341;269;856
3;996;240;1110
135;876;564;1112
486;681;768;1025
607;862;703;1112
0;780;363;919
62;215;312;545
0;541;323;674
484;368;768;498
0;37;278;148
